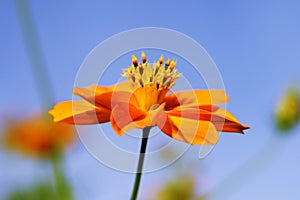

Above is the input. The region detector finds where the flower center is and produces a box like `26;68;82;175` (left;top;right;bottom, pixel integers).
122;52;181;111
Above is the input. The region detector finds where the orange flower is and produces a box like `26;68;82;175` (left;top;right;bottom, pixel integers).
2;114;76;158
49;53;249;145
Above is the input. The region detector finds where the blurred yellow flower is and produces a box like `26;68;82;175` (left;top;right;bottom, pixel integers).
49;53;249;145
153;175;204;200
2;114;76;158
275;87;300;132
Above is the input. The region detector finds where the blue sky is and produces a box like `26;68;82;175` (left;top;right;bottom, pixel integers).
1;0;300;199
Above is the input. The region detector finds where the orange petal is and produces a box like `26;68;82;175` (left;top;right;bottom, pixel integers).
148;103;167;126
73;82;139;110
110;103;150;136
73;85;113;109
164;90;229;110
198;105;240;122
157;113;219;145
200;105;250;133
214;120;250;133
111;91;140;111
166;105;249;133
49;100;110;124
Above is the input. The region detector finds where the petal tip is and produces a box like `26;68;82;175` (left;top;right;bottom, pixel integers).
72;87;82;95
225;93;229;102
239;125;250;134
48;108;55;118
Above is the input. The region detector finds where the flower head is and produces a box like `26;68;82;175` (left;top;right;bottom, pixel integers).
49;53;249;145
155;175;196;200
275;87;300;132
2;114;76;158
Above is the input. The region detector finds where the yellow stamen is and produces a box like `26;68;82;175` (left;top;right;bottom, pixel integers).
165;58;170;67
132;55;138;67
170;59;177;70
159;55;164;64
141;52;147;63
123;53;181;89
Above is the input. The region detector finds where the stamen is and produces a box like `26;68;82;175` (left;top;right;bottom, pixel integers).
141;52;147;63
122;53;181;89
132;55;138;67
169;59;177;70
165;58;171;69
154;61;160;75
139;79;143;87
139;64;144;75
159;55;164;64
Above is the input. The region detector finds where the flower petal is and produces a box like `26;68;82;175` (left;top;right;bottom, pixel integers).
73;82;141;110
157;113;219;145
110;103;151;136
73;85;113;109
164;90;229;110
49;100;110;124
200;105;250;133
166;105;249;133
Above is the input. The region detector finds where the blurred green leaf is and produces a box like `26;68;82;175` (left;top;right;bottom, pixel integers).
6;182;56;200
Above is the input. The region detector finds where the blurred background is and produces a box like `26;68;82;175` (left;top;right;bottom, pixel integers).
1;0;300;199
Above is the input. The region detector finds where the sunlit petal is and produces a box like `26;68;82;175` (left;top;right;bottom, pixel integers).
164;90;229;110
110;103;150;136
49;100;110;124
73;85;113;109
158;114;219;145
166;105;249;133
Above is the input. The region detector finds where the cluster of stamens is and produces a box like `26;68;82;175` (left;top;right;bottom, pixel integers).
122;52;181;89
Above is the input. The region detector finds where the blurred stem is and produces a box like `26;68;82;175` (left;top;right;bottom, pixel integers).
14;0;55;108
130;127;151;200
206;134;287;200
50;152;73;200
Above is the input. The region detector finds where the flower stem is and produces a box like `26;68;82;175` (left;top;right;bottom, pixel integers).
130;127;151;200
14;0;55;108
50;152;73;200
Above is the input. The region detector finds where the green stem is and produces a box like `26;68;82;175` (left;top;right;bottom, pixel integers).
130;127;151;200
50;153;73;200
14;0;55;108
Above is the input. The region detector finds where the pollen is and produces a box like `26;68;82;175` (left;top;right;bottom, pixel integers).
132;55;138;67
122;53;181;89
141;52;147;63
